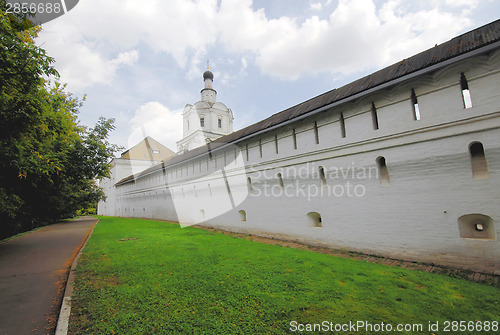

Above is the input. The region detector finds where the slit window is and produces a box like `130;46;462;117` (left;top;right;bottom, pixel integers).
314;122;319;144
377;156;390;186
218;118;222;128
259;140;263;158
461;73;473;109
340;113;346;138
411;89;421;120
245;144;249;161
275;134;279;154
247;177;254;194
371;102;379;130
469;142;489;180
292;129;297;150
277;173;284;189
318;166;327;187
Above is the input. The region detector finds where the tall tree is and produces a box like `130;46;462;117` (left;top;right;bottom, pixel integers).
0;2;120;238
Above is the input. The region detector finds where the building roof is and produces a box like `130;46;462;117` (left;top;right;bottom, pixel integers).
120;136;176;161
116;19;500;186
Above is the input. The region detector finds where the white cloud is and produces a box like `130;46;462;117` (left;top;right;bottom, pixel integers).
254;0;472;79
310;2;323;11
39;21;139;92
129;102;183;151
39;0;478;90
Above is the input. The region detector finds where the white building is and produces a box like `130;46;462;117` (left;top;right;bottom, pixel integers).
100;20;500;274
176;69;234;153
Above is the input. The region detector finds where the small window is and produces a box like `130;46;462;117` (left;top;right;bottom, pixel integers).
307;212;322;228
469;142;488;180
377;156;390;186
275;134;279;154
314;121;319;144
259;140;263;158
292;129;297;150
239;210;247;222
411;89;421;120
460;73;473;109
371;102;379;130
152;149;160;154
340;113;346;138
218;118;222;128
318;166;327;187
245;144;249;161
200;117;205;127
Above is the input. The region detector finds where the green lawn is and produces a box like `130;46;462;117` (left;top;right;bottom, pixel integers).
69;217;499;334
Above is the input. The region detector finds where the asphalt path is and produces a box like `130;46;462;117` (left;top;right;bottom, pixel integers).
0;217;97;335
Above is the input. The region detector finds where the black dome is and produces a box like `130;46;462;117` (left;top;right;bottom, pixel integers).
203;70;214;81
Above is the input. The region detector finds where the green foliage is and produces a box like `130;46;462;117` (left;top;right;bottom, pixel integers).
70;217;500;334
0;3;121;238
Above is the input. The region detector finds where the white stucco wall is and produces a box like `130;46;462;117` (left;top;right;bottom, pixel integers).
105;49;500;274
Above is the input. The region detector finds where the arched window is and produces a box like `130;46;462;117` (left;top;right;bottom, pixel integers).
469;142;488;180
307;212;322;227
239;210;247;222
377;156;390;186
458;214;495;239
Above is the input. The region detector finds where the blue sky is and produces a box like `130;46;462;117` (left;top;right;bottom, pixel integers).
37;0;500;153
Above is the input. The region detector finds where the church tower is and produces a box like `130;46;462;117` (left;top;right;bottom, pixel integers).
176;68;234;153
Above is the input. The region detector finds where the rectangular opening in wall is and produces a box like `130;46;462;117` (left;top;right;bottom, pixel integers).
245;144;249;161
461;73;473;109
371;102;379;130
275;134;279;154
340;113;346;138
292;128;297;149
259;140;263;158
314;121;319;144
411;89;421;120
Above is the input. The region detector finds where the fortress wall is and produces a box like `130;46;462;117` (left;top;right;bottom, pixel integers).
109;50;500;274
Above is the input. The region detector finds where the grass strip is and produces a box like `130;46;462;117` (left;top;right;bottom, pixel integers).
69;216;499;334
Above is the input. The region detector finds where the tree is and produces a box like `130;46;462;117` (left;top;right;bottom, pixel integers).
0;2;121;238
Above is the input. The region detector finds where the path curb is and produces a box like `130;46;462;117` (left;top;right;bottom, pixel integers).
55;219;98;335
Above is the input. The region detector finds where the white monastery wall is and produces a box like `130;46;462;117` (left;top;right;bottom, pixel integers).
106;49;500;274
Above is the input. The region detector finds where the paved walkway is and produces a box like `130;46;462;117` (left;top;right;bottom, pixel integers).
0;217;97;335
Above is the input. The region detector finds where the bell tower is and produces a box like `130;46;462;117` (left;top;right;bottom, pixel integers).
176;67;234;153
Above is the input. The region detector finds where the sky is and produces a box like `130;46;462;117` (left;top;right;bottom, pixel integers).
36;0;500;154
